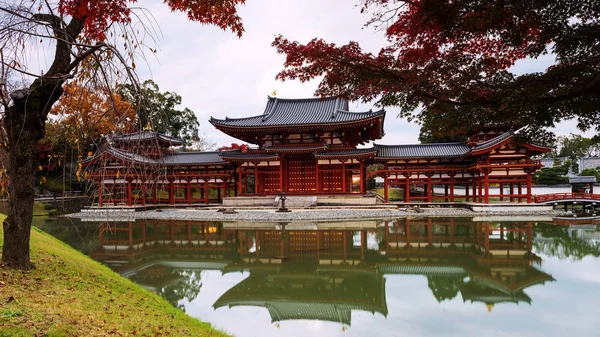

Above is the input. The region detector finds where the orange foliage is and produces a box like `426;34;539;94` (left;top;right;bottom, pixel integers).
47;83;136;150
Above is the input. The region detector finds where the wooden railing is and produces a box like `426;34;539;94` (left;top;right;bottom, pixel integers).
534;193;600;203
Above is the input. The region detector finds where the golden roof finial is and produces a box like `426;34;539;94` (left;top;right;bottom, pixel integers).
271;90;277;97
143;121;152;131
486;303;494;313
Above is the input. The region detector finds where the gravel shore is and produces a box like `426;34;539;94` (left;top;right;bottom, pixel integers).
66;207;568;222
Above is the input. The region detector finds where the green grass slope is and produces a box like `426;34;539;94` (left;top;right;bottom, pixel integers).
0;215;229;337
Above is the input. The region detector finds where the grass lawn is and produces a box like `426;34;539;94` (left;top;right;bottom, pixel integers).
375;187;404;200
0;214;229;337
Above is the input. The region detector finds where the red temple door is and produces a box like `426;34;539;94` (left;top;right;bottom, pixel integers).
287;156;316;193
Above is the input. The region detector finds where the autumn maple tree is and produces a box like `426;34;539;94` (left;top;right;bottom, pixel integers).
45;83;135;155
0;0;245;269
272;0;600;143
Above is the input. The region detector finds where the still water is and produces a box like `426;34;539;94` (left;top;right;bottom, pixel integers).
38;217;600;337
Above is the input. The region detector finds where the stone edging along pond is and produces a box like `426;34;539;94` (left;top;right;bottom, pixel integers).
65;207;569;222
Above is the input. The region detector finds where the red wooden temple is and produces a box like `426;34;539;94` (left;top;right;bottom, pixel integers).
83;96;551;206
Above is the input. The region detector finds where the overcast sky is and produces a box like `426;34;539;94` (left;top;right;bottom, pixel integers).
50;0;597;147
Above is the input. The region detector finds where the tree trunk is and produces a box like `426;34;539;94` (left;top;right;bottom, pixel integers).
1;127;37;269
2;84;63;270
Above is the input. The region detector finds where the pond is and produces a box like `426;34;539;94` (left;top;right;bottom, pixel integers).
38;216;600;337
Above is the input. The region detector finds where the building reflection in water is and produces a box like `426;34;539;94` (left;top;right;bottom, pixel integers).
90;219;555;324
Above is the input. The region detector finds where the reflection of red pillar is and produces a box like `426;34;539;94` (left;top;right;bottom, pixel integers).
450;218;455;245
128;222;133;249
384;221;389;250
343;231;347;261
99;222;105;246
427;218;433;246
405;219;411;246
526;223;533;252
484;224;490;254
360;230;366;262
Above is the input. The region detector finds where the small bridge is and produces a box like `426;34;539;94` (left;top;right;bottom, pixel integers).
534;193;600;204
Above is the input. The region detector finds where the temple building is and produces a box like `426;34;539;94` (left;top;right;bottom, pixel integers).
83;96;551;206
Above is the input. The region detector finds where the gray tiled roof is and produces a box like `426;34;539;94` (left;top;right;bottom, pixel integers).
162;152;226;165
210;96;384;128
569;176;597;184
112;131;184;145
314;147;377;158
82;147;158;165
472;130;513;151
265;143;328;152
375;143;471;159
219;151;280;160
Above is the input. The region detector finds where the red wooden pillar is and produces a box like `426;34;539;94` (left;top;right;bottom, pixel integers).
510;182;514;202
238;166;243;195
517;182;522;203
341;160;347;193
526;171;532;203
384;174;389;203
449;175;455;202
141;182;146;206
153;183;158;204
483;170;489;204
444;184;449;201
426;175;432;202
98;182;104;207
127;179;133;206
204;179;209;204
499;182;504;201
168;181;175;205
186;180;191;205
478;177;483;203
217;186;222;202
316;160;321;193
254;163;259;194
405;175;410;202
472;179;477;202
279;157;284;192
465;183;469;202
359;160;365;194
